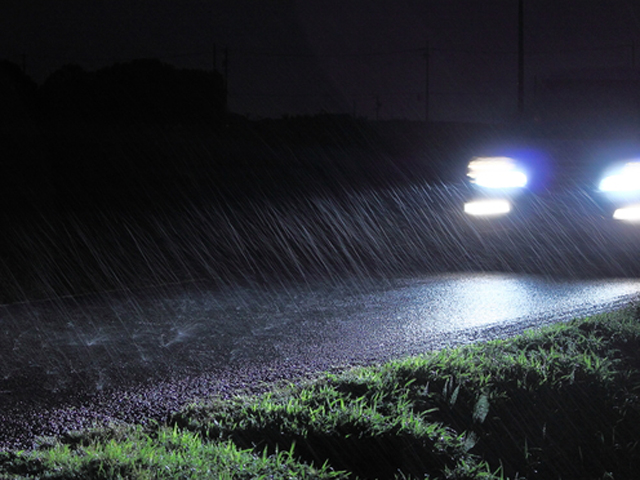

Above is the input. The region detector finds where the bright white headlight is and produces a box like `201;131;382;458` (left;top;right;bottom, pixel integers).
599;161;640;192
468;157;528;189
464;199;511;216
613;204;640;222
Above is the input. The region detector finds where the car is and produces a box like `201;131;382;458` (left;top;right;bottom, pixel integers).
462;135;640;224
463;155;529;217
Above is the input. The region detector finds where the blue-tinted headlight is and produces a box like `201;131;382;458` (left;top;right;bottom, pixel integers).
467;157;528;189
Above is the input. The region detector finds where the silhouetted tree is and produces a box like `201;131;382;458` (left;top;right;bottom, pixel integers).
39;64;94;123
40;59;226;124
0;60;50;201
0;59;39;134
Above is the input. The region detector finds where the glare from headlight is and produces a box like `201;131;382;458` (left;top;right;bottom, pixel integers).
464;199;511;216
599;161;640;192
468;157;528;189
613;204;640;222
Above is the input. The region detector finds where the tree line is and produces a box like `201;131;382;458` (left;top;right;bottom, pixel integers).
0;58;227;128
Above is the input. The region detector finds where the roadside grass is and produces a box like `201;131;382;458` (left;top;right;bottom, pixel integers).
0;425;344;480
2;306;640;479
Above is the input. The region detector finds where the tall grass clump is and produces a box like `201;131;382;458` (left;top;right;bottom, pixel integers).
171;382;494;479
0;424;347;480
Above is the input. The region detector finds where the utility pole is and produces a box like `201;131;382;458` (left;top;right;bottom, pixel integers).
517;0;525;118
223;47;229;113
212;44;219;117
424;39;430;124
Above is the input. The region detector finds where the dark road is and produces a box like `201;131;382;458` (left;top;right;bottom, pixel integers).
1;272;639;450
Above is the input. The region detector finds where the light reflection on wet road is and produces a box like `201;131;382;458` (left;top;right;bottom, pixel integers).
1;272;639;449
2;272;639;395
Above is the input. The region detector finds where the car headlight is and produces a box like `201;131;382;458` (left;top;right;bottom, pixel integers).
613;204;640;222
464;199;512;216
599;161;640;193
467;157;528;189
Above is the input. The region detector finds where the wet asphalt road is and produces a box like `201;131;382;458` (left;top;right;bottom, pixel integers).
1;272;639;450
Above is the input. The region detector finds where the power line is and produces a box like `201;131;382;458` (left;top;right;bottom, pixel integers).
231;43;634;58
231;48;426;59
431;43;633;56
431;47;516;55
527;44;634;56
229;90;505;99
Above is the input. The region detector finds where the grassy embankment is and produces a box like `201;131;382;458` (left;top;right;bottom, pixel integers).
2;306;640;479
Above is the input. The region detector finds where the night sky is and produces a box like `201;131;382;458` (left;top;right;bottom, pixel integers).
2;0;640;122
